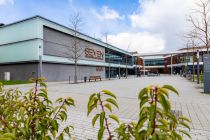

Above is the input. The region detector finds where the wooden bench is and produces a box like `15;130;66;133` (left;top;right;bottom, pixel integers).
89;76;101;81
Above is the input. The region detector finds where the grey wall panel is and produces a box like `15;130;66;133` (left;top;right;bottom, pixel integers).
42;63;105;82
43;27;105;62
0;63;38;81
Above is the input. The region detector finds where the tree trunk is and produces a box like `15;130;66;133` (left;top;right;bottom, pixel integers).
74;61;77;83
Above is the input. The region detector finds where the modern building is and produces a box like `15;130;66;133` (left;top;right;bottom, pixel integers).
134;47;210;75
0;16;134;81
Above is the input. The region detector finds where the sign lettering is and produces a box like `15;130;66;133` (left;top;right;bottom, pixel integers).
85;48;104;60
96;67;104;71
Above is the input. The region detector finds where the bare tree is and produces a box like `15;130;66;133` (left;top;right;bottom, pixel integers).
184;31;200;81
69;12;83;83
187;0;210;53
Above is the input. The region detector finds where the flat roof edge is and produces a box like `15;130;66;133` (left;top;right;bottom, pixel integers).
0;15;132;56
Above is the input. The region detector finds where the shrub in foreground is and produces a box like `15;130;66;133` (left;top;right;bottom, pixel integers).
88;85;191;140
0;78;75;140
0;79;191;140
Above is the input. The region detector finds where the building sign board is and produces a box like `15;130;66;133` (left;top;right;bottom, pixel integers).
203;54;210;93
85;48;104;60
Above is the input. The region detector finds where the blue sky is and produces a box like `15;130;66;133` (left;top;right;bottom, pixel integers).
0;0;196;53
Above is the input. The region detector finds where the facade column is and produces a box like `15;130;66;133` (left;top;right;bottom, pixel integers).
143;59;145;76
171;54;173;75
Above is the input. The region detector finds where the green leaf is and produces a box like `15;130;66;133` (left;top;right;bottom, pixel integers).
136;114;147;130
40;81;47;88
40;88;48;94
138;130;147;140
51;120;59;131
158;88;169;98
138;88;148;100
158;94;170;112
87;101;97;116
162;85;179;95
100;112;105;128
179;116;191;122
165;112;177;123
172;131;182;140
102;90;116;99
2;133;16;140
61;105;67;112
179;129;191;138
148;104;156;134
66;97;74;104
87;93;96;108
64;97;75;106
37;93;48;99
60;111;67;121
98;127;105;140
104;103;112;112
106;98;118;109
159;118;168;127
52;106;60;114
43;136;52;140
140;96;148;108
179;121;190;130
109;114;119;123
56;97;63;103
92;114;100;127
51;129;57;138
64;127;71;138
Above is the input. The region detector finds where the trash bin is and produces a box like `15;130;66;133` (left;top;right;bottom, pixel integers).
4;72;10;81
84;76;87;82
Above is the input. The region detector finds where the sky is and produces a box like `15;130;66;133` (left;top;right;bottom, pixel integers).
0;0;201;53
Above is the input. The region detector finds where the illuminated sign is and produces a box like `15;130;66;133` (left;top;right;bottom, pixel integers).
85;48;104;60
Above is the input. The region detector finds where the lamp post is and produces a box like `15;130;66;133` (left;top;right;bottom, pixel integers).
39;45;43;78
118;61;121;79
197;49;200;84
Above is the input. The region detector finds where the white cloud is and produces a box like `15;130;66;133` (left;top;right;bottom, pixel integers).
126;0;200;52
0;0;14;5
92;6;125;21
105;32;165;53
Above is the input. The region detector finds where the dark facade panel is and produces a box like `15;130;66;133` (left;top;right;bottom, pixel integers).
42;63;105;82
43;27;105;62
0;63;38;81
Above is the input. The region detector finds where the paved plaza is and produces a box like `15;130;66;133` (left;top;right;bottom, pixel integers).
9;75;210;139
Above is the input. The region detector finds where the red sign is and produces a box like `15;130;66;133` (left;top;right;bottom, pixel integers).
85;48;104;60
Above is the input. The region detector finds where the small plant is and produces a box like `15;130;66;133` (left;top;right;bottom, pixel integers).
136;85;191;139
114;122;136;140
87;90;119;140
0;78;75;140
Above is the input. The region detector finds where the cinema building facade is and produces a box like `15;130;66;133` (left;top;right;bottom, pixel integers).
0;16;133;81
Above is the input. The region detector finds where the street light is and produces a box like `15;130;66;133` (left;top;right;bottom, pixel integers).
39;45;43;78
197;49;200;84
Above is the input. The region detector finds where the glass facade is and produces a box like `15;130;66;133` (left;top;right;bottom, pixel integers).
105;48;133;66
104;48;133;78
145;59;164;66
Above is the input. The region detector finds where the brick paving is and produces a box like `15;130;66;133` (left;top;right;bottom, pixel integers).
8;75;210;139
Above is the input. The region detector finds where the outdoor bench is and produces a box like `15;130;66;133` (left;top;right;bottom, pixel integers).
89;76;101;81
